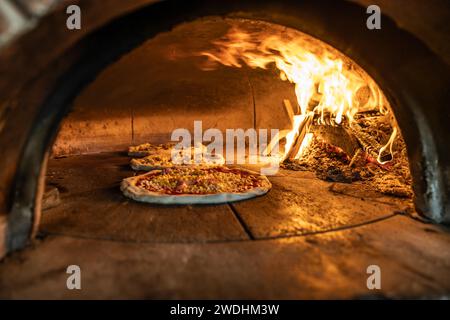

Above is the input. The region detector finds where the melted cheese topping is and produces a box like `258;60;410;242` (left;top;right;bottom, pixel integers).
131;151;224;167
128;143;176;154
136;167;269;195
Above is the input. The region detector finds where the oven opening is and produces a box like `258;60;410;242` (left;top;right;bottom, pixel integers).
2;0;449;300
40;18;413;242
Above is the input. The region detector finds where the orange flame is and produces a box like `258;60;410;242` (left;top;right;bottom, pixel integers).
200;25;395;163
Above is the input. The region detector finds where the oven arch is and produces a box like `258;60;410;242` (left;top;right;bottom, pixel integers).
1;0;449;255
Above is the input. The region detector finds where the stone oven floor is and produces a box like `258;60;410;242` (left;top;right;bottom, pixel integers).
0;152;449;299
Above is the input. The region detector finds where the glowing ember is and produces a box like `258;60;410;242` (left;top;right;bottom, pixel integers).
200;24;397;164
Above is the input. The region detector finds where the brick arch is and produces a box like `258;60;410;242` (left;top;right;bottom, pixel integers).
0;0;449;257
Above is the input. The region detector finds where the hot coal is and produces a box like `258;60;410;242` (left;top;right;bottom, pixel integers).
282;112;413;198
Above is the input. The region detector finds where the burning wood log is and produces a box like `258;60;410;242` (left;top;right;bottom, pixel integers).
310;124;360;158
280;98;396;166
287;113;314;160
282;99;300;116
348;122;391;163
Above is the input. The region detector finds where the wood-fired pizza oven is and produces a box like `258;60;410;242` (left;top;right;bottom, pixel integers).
0;0;449;299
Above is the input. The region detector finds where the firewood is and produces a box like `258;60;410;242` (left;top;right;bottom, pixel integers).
310;124;360;158
287;113;314;160
349;149;366;167
347;122;384;160
283;99;299;121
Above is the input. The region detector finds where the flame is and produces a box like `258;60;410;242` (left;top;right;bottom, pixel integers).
377;127;398;165
200;25;395;164
284;113;307;158
296;132;314;159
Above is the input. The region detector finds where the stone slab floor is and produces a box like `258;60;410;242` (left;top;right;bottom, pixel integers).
0;153;449;299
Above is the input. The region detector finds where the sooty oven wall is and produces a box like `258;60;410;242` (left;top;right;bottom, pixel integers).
53;0;450;157
0;0;449;258
52;17;297;156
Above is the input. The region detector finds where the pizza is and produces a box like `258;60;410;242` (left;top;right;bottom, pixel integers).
130;151;225;170
128;142;177;157
121;166;272;204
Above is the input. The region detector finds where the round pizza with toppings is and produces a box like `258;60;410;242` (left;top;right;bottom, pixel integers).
128;142;177;157
130;150;225;171
121;166;272;204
